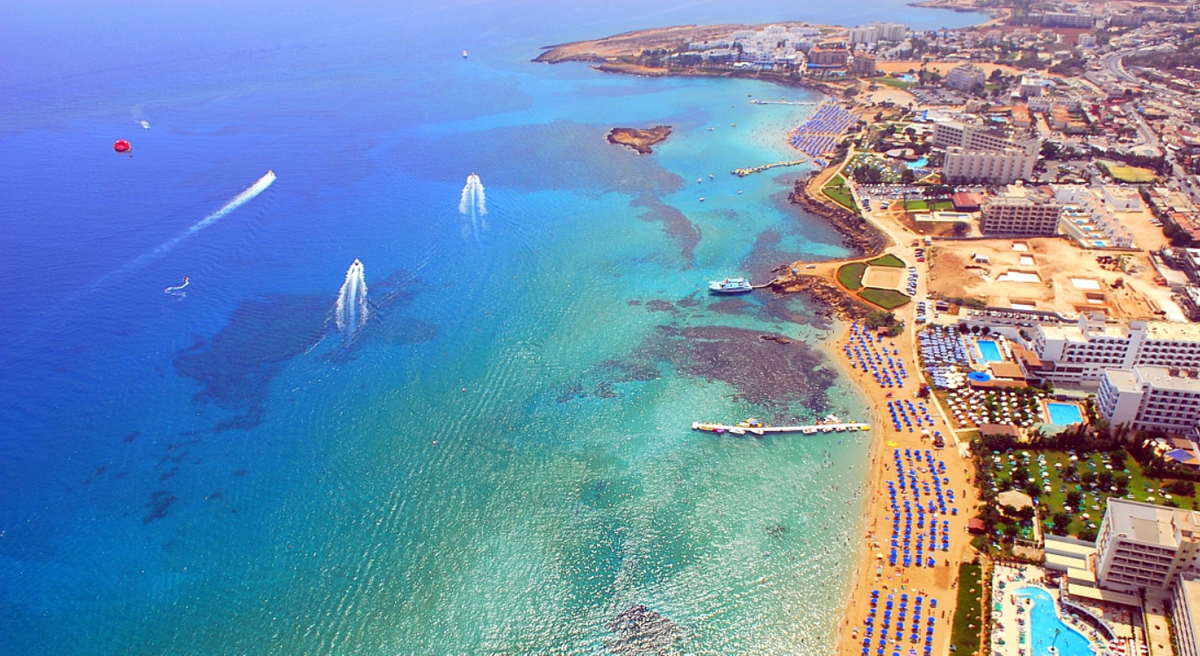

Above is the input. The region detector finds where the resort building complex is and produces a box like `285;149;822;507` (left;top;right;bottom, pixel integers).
1030;317;1200;386
1098;365;1200;433
1094;498;1200;594
979;185;1062;235
945;146;1039;185
1175;573;1200;656
931;120;1040;157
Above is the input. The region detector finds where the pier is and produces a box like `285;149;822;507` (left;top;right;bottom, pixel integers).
750;99;818;106
692;421;870;436
732;159;805;177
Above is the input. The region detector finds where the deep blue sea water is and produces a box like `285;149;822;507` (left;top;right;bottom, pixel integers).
0;1;984;653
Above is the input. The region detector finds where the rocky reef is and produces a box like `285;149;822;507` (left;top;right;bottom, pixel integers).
607;126;672;155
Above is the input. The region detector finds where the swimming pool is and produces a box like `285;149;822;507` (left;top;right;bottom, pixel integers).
1046;402;1084;427
1016;586;1097;656
976;339;1003;363
906;157;929;169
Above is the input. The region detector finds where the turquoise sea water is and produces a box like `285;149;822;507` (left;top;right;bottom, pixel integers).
0;1;985;653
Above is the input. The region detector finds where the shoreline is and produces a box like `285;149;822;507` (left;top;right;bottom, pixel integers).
534;12;989;649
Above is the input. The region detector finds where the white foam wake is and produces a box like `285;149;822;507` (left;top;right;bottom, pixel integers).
459;173;486;217
459;173;487;241
152;170;276;259
336;259;368;343
92;171;276;290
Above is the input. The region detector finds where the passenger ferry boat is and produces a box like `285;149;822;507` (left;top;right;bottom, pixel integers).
708;277;753;294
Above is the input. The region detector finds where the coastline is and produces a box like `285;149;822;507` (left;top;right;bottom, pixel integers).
534;11;991;649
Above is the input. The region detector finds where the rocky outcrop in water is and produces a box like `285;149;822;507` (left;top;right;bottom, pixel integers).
771;275;873;322
607;126;672;154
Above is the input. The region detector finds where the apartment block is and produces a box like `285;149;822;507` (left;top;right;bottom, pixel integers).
945;63;985;91
1175;572;1200;656
1095;498;1200;594
979;184;1062;235
1054;186;1135;249
945;146;1037;184
1031;318;1200;386
851;54;877;76
1098;366;1200;434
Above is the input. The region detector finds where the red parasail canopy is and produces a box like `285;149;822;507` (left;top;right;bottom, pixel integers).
114;140;131;153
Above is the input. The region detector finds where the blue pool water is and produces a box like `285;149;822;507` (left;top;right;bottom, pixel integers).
906;157;929;169
1016;587;1096;656
1047;402;1085;427
976;339;1003;363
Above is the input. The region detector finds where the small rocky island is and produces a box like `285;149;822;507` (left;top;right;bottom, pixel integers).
606;126;672;154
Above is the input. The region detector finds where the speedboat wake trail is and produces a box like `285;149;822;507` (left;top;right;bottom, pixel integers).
459;173;487;241
91;170;276;290
164;276;190;297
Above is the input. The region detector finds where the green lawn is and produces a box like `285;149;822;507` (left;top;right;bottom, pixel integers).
1099;160;1158;183
858;287;911;309
867;253;906;268
902;199;954;211
868;76;915;90
823;175;859;212
951;562;985;656
838;262;867;291
979;450;1200;539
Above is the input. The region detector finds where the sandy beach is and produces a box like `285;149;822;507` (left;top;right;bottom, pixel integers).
827;314;981;656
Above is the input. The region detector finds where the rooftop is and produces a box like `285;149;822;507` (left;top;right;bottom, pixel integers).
1103;368;1142;394
1134;365;1200;393
1105;497;1200;547
1141;321;1200;341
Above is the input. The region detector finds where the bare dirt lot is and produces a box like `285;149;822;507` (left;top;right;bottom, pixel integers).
926;237;1175;319
862;266;903;290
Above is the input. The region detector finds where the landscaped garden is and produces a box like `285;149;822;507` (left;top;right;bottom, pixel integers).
823;174;858;212
867;253;906;268
951;562;985;656
900;199;954;211
971;427;1200;553
837;262;867;290
858;287;911;309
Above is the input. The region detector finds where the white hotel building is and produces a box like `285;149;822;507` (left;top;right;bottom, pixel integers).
1029;317;1200;386
933;120;1040;184
1094;498;1200;594
1097;365;1200;433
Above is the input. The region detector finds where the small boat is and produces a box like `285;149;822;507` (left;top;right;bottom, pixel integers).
140;120;150;129
709;174;714;179
707;127;714;131
737;190;742;194
462;50;468;58
731;123;737;127
697;178;702;183
698;196;705;202
708;277;752;294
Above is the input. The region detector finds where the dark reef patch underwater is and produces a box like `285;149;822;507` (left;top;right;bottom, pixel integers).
174;271;433;430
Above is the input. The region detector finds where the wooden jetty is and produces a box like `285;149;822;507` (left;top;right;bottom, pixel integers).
692;421;871;437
